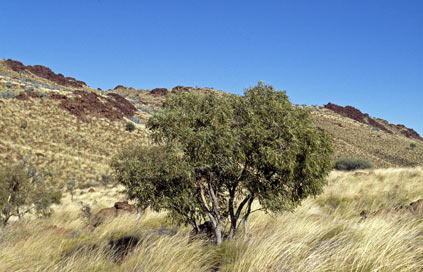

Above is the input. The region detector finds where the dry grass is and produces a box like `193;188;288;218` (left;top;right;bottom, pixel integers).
311;108;423;168
1;168;423;271
0;95;150;187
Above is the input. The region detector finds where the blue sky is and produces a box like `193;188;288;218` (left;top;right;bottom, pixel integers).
1;1;422;134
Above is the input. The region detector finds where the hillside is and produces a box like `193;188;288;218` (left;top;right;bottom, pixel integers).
311;105;423;168
0;58;422;189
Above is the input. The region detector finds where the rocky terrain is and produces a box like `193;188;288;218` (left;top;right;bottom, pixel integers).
0;58;422;187
1;59;423;271
324;102;423;141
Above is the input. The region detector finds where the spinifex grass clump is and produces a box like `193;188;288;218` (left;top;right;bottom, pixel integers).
125;122;136;132
334;157;373;171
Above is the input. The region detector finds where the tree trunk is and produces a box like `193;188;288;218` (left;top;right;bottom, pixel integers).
243;216;248;234
229;217;237;238
242;196;254;235
136;207;142;222
215;220;223;246
190;220;200;233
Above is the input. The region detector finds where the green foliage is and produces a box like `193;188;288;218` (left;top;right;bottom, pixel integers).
334;158;373;171
0;163;62;226
112;82;334;245
125;122;136;132
410;143;417;150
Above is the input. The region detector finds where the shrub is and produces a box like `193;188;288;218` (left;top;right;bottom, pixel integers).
125;122;136;132
0;91;16;99
101;174;111;186
334;158;373;171
410;143;417;150
0;163;62;226
66;180;76;201
20;121;28;129
80;204;92;222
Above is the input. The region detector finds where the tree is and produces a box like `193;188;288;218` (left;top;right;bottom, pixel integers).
112;82;333;245
0;163;62;227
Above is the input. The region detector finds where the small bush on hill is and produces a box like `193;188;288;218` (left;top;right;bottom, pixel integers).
20;121;28;129
67;180;76;201
125;122;136;132
334;158;373;171
410;143;417;150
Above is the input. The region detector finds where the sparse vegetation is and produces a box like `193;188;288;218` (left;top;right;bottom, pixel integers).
410;143;417;150
125;121;136;132
334;157;373;171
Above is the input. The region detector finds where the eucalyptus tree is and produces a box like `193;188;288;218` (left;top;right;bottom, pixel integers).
112;82;333;245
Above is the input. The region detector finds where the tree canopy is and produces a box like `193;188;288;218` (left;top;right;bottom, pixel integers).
112;82;333;245
0;163;62;227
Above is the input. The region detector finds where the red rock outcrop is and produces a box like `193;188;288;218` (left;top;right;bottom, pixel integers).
172;85;193;93
391;124;423;141
324;103;422;141
113;85;127;90
114;201;137;213
149;88;168;96
5;59;86;88
48;90;137;122
324;103;398;135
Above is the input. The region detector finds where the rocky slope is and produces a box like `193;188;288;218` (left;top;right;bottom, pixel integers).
0;58;422;188
324;102;422;141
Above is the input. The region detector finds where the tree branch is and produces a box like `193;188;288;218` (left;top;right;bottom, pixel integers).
208;180;220;217
235;195;252;219
199;183;211;214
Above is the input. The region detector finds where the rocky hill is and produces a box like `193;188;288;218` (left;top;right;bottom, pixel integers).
0;59;422;188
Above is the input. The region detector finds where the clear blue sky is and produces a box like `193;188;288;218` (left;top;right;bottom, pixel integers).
1;1;422;134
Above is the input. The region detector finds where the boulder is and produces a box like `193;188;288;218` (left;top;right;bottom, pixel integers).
114;201;136;213
92;201;136;226
149;88;168;96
